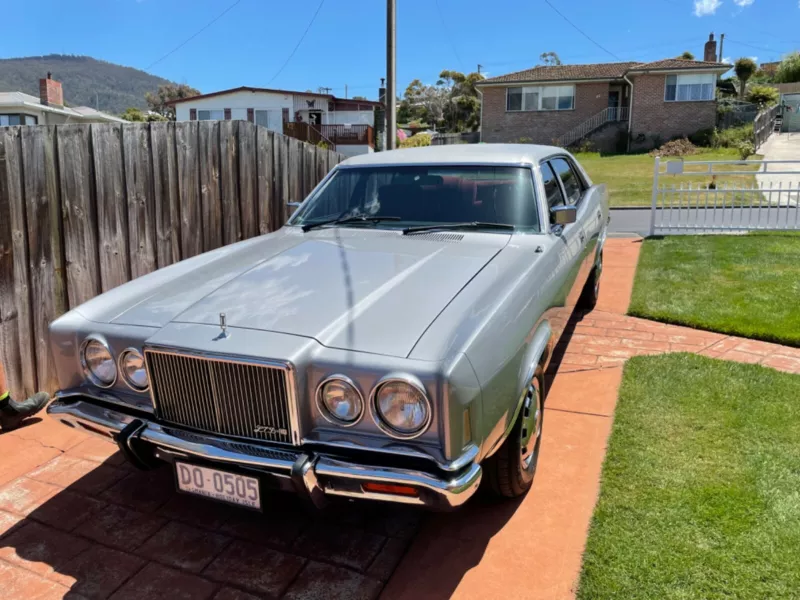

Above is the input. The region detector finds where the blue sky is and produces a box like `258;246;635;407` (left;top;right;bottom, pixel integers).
4;0;799;98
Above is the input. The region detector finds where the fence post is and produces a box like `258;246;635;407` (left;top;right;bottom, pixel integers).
649;156;660;236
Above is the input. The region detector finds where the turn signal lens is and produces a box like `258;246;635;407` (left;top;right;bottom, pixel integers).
362;482;420;497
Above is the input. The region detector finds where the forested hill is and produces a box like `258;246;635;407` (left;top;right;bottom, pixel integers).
0;54;176;114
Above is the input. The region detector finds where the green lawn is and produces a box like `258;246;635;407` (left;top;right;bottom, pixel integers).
576;149;762;207
578;353;800;600
628;233;800;347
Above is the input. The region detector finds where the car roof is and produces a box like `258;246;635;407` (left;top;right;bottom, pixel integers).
337;143;566;168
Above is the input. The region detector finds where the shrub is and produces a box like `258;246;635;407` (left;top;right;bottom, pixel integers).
569;138;596;154
689;128;716;147
736;141;755;160
399;133;432;148
775;51;800;84
649;137;698;157
316;140;332;150
746;85;780;107
516;137;533;144
715;124;754;148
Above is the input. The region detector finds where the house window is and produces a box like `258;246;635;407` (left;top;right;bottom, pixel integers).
665;74;715;102
0;114;37;126
197;109;224;120
507;85;575;111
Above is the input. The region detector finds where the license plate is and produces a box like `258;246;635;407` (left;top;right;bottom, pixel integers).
175;462;261;510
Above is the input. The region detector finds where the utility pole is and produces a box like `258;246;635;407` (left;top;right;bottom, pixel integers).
345;84;348;99
718;33;725;64
386;0;397;150
477;64;482;74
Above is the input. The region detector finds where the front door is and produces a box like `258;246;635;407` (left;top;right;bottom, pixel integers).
608;91;620;121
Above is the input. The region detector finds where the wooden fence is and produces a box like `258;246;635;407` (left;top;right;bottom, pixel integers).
0;120;344;399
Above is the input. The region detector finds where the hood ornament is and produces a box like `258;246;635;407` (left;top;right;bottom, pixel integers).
214;312;230;341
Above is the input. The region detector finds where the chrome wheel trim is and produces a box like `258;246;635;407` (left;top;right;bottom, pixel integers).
519;378;542;471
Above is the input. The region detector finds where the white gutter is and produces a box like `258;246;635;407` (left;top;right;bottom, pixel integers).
477;88;483;143
623;74;634;153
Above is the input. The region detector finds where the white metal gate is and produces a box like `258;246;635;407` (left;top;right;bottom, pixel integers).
649;157;800;235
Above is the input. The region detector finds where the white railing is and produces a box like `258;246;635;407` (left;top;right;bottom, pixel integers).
649;157;800;235
556;106;629;148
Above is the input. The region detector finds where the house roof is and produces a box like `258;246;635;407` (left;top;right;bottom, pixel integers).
477;59;730;85
0;91;125;122
165;86;382;107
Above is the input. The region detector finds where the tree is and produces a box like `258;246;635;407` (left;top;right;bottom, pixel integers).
746;85;780;107
734;57;757;100
120;107;168;122
539;51;562;66
775;52;800;83
398;78;447;126
352;95;367;100
437;69;485;132
677;51;695;60
145;83;201;120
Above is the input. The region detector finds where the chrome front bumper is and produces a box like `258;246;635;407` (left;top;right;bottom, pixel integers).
47;398;482;511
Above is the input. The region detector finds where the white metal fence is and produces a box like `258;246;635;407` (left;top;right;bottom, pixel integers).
649;157;800;235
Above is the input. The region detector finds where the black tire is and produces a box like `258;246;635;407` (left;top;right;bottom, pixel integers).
578;251;603;311
484;368;545;499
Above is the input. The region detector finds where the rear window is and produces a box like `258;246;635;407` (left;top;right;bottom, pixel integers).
291;165;541;232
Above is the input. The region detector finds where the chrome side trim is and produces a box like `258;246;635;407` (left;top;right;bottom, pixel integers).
55;390;155;415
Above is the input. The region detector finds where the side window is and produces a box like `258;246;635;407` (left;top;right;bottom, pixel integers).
551;158;584;206
540;162;565;208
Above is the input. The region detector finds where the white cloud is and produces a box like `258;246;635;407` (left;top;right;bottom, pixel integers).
722;56;732;64
733;0;754;5
694;0;722;16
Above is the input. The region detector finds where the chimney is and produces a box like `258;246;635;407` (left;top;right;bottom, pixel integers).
39;72;64;107
704;33;717;63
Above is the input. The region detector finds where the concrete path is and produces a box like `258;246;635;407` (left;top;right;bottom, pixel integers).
757;133;800;206
1;238;799;599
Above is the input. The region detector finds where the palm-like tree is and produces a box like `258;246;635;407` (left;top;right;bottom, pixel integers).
734;58;757;100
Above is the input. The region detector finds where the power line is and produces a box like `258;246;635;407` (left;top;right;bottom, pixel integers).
268;0;327;85
434;0;464;69
725;39;784;55
542;0;622;62
145;0;242;70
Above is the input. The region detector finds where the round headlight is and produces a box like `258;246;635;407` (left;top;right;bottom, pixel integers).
120;349;149;391
317;376;363;425
373;378;431;439
81;338;116;387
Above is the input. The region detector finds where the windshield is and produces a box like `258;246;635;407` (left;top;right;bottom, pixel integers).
289;165;541;233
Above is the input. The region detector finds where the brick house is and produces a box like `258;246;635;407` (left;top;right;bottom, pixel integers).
477;35;730;151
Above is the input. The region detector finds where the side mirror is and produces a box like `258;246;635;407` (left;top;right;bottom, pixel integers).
287;201;302;216
550;205;577;226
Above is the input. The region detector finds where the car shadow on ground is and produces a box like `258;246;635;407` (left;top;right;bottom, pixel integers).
0;440;522;599
545;307;590;389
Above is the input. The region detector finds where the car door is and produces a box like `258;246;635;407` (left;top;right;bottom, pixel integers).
550;157;599;292
540;160;583;338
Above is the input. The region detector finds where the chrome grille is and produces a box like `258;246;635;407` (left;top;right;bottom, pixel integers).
146;349;295;444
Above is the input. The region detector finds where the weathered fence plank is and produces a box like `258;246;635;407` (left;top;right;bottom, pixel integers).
0;130;28;398
175;121;202;259
238;121;258;239
123;123;157;279
198;120;222;252
21;126;66;394
150;122;181;268
219;120;241;245
57;125;100;308
91;123;130;291
273;133;289;229
257;128;274;234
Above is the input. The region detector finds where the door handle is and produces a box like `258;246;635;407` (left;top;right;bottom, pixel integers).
579;231;586;243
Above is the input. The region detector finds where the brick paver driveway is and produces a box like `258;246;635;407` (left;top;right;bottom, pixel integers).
1;238;799;600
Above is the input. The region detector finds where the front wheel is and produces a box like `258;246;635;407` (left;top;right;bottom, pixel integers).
484;369;545;498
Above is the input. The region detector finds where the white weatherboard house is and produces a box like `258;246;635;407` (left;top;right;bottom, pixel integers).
169;86;381;157
0;74;124;126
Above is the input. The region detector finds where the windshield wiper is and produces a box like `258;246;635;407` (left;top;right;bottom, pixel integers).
301;215;402;232
402;222;515;235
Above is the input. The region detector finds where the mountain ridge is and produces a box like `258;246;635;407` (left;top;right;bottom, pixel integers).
0;54;179;114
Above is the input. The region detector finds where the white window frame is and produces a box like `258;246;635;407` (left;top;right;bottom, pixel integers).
197;109;224;121
664;73;716;103
506;85;575;112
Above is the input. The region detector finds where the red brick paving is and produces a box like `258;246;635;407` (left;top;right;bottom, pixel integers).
1;237;799;600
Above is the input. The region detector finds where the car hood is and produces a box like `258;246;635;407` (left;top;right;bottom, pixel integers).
109;229;508;357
